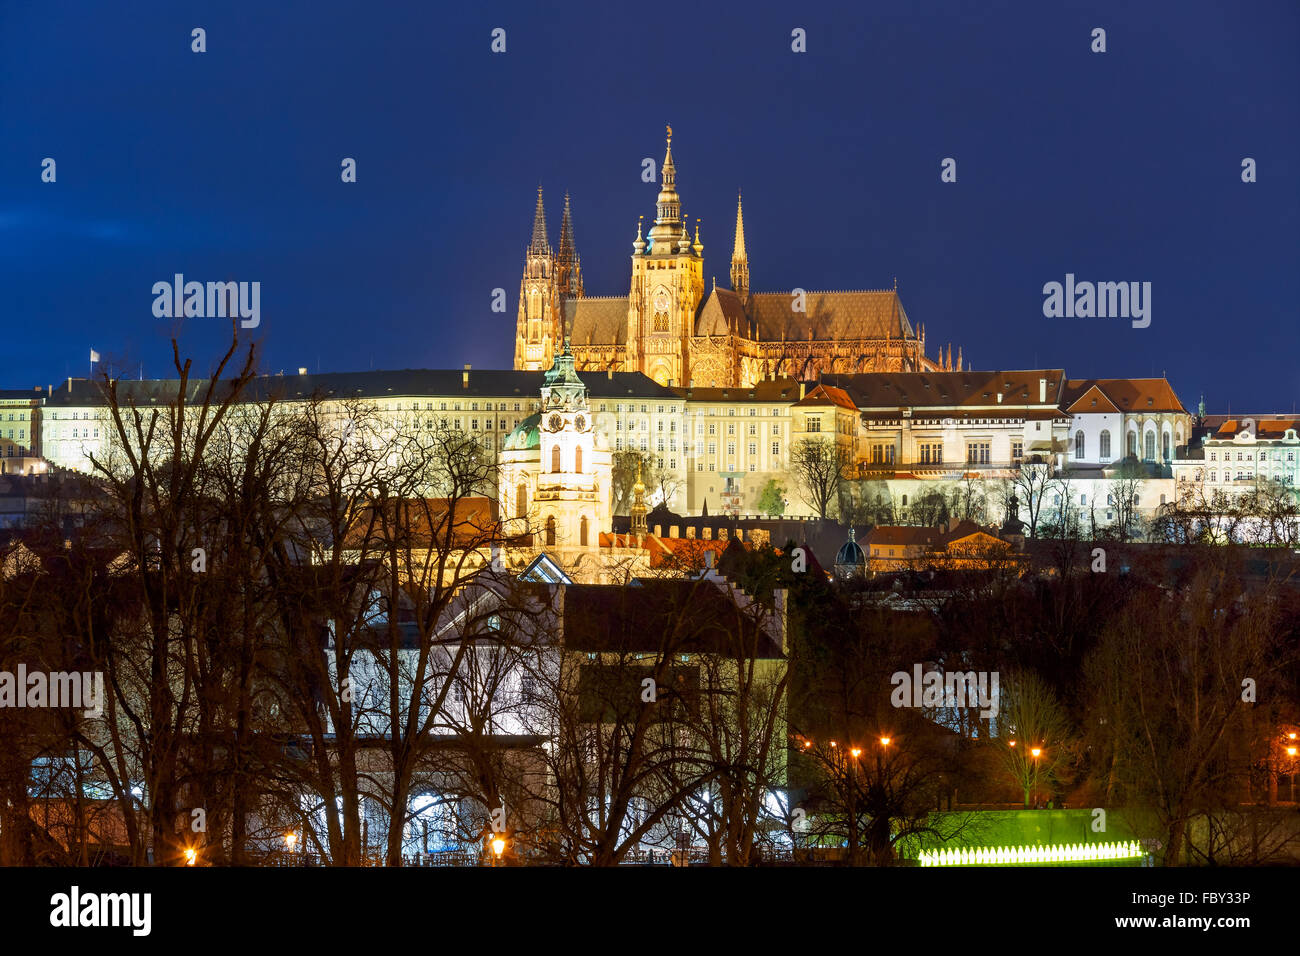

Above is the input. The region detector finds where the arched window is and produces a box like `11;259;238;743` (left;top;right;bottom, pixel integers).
1099;429;1111;459
545;515;556;547
1144;431;1156;461
1161;431;1171;461
551;445;561;473
580;515;589;547
575;446;582;474
1074;431;1085;460
516;483;527;519
1127;431;1138;458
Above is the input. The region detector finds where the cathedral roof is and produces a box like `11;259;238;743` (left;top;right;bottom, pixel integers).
695;287;748;337
747;290;914;342
565;297;627;346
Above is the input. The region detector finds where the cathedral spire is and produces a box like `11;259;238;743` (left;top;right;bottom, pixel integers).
649;125;682;245
557;191;583;297
730;192;749;300
529;184;550;255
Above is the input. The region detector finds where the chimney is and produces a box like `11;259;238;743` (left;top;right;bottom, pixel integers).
1039;378;1047;403
66;377;73;392
462;364;471;389
607;368;613;380
799;383;806;399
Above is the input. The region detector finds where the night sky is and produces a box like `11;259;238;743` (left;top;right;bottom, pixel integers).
2;0;1296;412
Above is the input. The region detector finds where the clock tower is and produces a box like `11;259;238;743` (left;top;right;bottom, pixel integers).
529;341;610;551
627;126;705;386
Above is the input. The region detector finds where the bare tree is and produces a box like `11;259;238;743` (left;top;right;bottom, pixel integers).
790;438;851;520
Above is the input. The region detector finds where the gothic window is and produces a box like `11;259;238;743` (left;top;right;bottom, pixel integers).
1099;430;1111;459
1074;431;1085;460
1144;432;1156;461
580;516;588;547
1127;431;1138;458
1161;431;1171;461
653;311;669;333
516;483;527;519
552;445;561;473
575;446;583;473
545;516;556;547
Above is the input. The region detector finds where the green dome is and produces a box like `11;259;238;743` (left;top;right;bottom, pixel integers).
504;412;541;451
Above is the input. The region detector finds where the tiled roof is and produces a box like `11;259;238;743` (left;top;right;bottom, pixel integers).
1065;384;1120;414
1061;378;1188;415
694;287;749;337
821;370;1067;410
566;296;628;346
1213;418;1300;440
793;384;856;410
865;526;939;548
672;378;803;403
41;368;681;407
747;290;913;342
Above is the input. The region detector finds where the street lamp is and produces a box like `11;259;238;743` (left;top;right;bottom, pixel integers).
850;748;862;759
285;831;298;852
879;737;891;747
491;836;506;865
184;847;197;866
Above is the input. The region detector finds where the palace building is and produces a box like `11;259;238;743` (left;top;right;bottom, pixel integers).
515;128;955;388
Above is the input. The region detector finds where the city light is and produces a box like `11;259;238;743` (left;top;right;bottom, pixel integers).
917;841;1145;867
184;848;197;866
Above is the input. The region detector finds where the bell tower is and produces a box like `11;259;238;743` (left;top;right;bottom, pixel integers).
627;126;704;386
515;186;563;371
534;341;609;551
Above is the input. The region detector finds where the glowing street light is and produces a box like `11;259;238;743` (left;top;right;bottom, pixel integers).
491;836;507;865
285;831;298;851
1030;747;1042;759
879;737;891;747
184;847;197;866
850;748;862;759
1287;747;1298;758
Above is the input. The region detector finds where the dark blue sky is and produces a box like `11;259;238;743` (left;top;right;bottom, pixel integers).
2;0;1296;412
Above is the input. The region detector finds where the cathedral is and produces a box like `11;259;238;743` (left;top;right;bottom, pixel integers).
515;127;954;388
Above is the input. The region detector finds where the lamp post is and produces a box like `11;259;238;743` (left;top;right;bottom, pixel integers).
1030;747;1043;808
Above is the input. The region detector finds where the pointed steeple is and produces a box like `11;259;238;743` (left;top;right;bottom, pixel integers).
730;192;749;300
648;125;682;246
529;185;550;255
556;191;583;297
632;216;646;255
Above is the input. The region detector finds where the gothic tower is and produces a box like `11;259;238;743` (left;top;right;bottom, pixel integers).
730;192;749;302
515;186;564;371
627;126;705;386
556;192;584;299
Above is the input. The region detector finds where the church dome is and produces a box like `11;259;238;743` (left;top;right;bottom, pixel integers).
834;528;866;575
503;412;541;451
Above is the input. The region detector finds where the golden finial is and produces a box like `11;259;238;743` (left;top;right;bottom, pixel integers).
666;124;672;142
